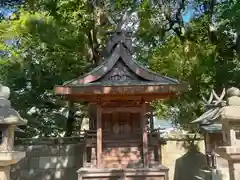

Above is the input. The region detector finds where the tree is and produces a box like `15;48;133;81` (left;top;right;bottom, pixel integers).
1;0;240;136
147;0;240;130
0;0;140;137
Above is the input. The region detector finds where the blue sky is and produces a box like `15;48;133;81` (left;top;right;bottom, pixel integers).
183;8;194;22
0;7;14;18
1;3;194;22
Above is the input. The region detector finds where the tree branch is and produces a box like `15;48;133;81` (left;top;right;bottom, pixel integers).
159;0;186;42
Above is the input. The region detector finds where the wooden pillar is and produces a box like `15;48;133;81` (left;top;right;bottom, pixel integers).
96;105;102;168
149;109;158;164
142;103;149;167
149;109;154;131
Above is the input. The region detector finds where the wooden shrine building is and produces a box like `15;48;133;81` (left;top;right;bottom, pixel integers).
55;28;186;180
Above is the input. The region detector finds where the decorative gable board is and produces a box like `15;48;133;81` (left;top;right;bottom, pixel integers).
97;59;146;82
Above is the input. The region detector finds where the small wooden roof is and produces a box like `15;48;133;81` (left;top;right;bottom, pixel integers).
55;30;186;102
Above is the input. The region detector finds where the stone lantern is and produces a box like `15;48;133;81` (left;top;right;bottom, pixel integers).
0;84;27;180
216;87;240;180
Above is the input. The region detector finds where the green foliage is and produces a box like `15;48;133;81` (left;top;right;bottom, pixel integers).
0;8;89;137
148;2;240;129
1;0;240;136
0;0;140;137
150;33;216;128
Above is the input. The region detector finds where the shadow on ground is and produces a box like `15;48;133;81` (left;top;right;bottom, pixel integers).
173;144;208;180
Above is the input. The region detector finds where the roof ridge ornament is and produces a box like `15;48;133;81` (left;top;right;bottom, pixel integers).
106;29;133;55
106;11;133;55
191;88;226;124
202;88;226;110
192;87;240;125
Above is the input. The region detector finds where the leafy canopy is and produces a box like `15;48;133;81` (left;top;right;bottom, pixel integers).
1;0;240;136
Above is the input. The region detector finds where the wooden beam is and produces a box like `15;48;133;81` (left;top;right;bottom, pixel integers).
102;107;142;113
101;100;142;107
64;93;176;103
55;84;186;96
142;103;149;167
96;105;102;168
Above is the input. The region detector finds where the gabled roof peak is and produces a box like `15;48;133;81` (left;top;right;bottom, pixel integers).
63;43;179;85
54;27;186;99
106;28;133;55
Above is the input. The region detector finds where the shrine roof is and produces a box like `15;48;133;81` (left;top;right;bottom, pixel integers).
55;30;186;99
200;123;222;133
62;44;179;86
191;107;221;124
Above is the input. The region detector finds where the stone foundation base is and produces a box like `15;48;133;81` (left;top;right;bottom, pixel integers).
77;166;169;180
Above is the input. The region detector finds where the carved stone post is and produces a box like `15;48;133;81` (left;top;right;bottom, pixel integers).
216;87;240;180
0;84;27;180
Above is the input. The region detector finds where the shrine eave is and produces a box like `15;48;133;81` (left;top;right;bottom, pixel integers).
55;83;187;102
200;123;222;133
54;40;188;102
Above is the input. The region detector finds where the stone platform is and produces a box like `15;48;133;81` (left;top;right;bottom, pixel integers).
77;166;169;180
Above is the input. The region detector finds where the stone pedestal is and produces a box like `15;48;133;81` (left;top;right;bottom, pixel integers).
0;151;26;166
215;87;240;180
